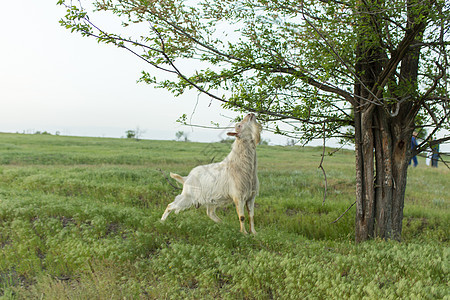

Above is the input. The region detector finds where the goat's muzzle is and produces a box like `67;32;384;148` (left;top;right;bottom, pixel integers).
244;113;256;122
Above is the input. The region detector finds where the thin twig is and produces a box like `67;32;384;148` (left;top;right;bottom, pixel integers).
157;168;181;190
319;123;328;205
331;201;356;224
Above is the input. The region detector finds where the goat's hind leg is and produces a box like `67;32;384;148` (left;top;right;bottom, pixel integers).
161;203;174;221
246;196;257;234
161;194;186;221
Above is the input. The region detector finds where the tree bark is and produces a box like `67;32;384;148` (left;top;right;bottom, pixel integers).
355;106;411;242
373;109;393;239
373;109;410;240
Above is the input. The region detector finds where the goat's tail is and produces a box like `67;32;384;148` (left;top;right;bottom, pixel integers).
170;172;186;184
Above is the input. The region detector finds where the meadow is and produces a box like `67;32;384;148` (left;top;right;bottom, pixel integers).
0;132;448;299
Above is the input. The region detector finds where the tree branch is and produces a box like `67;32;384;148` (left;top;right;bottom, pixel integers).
331;201;356;224
270;66;356;105
319;123;328;205
157;168;181;191
415;135;450;155
371;1;434;101
408;62;445;124
299;5;376;107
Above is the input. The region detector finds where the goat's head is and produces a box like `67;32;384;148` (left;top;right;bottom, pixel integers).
227;113;262;145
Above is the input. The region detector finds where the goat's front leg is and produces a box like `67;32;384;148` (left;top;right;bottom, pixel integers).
233;197;247;234
206;205;221;223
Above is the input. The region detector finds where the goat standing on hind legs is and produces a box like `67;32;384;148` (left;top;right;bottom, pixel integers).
161;113;262;234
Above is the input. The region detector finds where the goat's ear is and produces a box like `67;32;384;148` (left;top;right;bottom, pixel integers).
227;132;238;137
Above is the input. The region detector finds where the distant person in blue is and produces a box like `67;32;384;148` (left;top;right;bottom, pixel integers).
409;132;418;167
431;142;439;168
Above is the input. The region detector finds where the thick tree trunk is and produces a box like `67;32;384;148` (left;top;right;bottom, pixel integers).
355;106;411;242
355;107;376;241
354;2;382;241
373;109;410;240
373;110;393;239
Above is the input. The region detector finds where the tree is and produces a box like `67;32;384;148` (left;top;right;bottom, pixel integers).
126;130;136;139
125;127;145;140
59;0;449;242
175;130;189;142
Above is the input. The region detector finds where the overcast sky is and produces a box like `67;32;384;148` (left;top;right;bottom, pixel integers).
0;1;257;143
1;2;448;152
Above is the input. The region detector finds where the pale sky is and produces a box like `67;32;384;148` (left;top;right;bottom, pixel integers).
0;1;256;143
1;2;448;152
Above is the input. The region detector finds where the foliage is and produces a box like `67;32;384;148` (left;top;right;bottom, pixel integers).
0;133;448;298
57;0;450;145
33;131;52;135
125;129;136;139
125;127;145;140
175;130;189;142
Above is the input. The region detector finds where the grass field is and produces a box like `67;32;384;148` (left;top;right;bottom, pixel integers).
0;132;448;299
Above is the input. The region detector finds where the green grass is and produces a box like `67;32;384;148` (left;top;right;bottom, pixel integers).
0;132;448;299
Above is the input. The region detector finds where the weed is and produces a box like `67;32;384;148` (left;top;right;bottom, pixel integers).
0;133;448;298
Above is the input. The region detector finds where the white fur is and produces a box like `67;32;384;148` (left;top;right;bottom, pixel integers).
161;113;262;234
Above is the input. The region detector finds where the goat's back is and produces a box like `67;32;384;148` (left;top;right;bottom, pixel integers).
182;162;233;205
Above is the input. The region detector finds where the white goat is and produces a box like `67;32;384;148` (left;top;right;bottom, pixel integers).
161;113;262;234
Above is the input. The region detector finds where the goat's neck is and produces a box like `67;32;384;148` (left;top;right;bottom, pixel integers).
226;139;258;195
226;139;256;166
